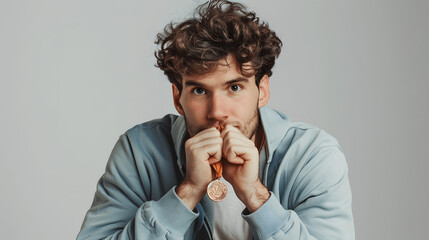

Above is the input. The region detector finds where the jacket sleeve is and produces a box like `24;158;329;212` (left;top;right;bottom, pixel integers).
242;146;355;240
77;134;198;240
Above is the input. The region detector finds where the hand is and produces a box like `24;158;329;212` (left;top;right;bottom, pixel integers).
176;127;222;209
221;125;270;212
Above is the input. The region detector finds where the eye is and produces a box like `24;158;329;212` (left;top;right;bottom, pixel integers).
192;87;206;95
229;84;242;92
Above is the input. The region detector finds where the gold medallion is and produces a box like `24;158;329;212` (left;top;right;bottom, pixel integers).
207;179;228;201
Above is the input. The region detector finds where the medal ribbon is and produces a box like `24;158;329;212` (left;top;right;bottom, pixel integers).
211;126;224;179
211;161;222;179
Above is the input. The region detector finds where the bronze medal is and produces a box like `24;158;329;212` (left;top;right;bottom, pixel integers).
206;125;228;201
207;179;228;201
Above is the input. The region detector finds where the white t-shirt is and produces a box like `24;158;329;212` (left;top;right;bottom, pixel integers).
212;144;267;240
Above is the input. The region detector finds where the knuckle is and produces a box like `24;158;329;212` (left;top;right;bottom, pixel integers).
188;145;196;152
213;129;221;136
185;139;193;148
225;131;233;138
227;148;235;157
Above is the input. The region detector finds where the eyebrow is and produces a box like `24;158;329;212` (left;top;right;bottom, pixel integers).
184;77;249;88
225;77;249;85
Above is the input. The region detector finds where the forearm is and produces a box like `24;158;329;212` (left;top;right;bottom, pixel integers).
242;192;354;240
242;194;316;240
78;187;199;240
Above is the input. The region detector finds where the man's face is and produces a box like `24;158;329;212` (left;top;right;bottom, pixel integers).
172;55;270;142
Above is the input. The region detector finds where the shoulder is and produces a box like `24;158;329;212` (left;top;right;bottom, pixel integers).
263;107;347;183
288;123;342;152
110;114;181;161
261;107;341;155
282;121;348;198
262;108;351;209
280;119;345;171
124;114;180;141
107;113;182;173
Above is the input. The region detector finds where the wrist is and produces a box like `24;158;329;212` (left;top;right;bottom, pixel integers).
238;181;270;213
176;179;206;210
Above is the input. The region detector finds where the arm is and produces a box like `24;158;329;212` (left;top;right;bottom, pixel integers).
220;125;353;239
176;127;223;210
77;134;199;240
242;146;355;240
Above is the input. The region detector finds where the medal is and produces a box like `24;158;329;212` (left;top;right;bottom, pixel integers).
207;126;228;201
207;178;227;201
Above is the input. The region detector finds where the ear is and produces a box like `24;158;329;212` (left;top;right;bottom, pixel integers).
172;84;184;115
258;75;270;108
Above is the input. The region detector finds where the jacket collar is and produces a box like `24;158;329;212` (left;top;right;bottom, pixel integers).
258;106;291;164
171;116;188;176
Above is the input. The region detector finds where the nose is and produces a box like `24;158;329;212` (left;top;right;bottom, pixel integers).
207;91;228;121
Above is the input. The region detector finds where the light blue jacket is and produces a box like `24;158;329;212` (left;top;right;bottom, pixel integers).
77;107;354;239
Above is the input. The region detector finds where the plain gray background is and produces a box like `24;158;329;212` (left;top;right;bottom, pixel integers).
1;0;428;239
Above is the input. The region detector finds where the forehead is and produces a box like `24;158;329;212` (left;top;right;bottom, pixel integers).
182;55;255;84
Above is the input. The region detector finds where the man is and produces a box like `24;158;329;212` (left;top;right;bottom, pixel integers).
77;1;354;239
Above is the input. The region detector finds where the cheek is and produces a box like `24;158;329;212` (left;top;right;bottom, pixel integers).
182;100;207;120
233;94;258;115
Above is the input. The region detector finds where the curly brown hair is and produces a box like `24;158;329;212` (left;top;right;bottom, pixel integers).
155;0;282;92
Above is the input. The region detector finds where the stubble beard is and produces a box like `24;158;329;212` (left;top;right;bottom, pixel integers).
184;107;260;141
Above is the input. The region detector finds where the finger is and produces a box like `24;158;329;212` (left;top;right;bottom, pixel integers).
207;146;222;165
222;131;254;148
204;143;223;164
220;125;241;138
222;138;248;159
190;136;222;150
208;155;221;165
186;128;220;146
224;145;257;164
222;131;255;159
193;127;220;139
221;125;254;145
223;124;241;132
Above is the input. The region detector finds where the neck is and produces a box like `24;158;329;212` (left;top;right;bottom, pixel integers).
252;122;265;152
